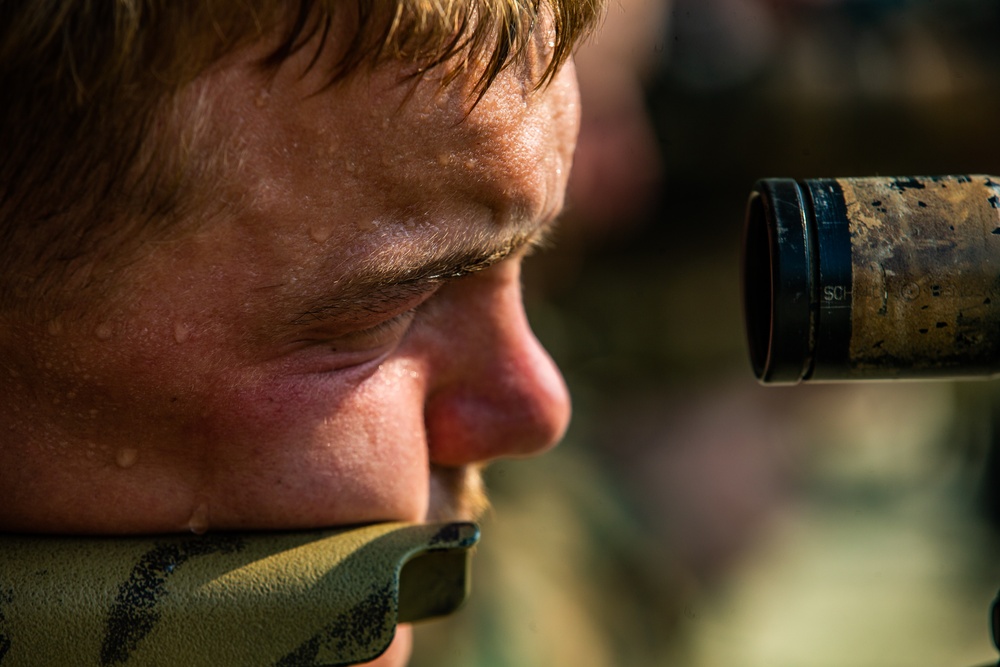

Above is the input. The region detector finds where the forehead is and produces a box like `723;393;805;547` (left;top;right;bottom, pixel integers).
190;26;575;243
249;48;558;199
146;23;580;323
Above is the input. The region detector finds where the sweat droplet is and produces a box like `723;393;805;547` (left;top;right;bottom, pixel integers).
115;447;139;469
173;322;190;344
95;323;113;340
187;503;210;535
309;226;333;243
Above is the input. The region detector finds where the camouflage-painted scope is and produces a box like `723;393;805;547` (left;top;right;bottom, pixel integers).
742;175;1000;383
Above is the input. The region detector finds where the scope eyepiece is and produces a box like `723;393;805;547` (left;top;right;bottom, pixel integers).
742;175;1000;383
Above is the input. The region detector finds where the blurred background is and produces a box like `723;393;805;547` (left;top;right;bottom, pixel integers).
413;1;1000;665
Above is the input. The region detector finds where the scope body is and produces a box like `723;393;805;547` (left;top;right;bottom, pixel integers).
743;175;1000;383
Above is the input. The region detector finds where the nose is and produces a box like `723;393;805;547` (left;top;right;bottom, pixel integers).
422;261;571;468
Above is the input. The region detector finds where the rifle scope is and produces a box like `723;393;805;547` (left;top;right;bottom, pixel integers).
742;175;1000;383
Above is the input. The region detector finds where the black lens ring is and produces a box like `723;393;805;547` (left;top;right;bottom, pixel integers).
742;179;815;383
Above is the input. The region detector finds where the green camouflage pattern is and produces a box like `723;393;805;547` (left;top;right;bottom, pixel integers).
0;521;478;666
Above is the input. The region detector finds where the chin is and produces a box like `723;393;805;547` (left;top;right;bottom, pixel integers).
365;626;412;667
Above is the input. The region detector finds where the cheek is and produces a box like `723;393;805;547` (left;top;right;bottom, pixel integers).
198;364;431;528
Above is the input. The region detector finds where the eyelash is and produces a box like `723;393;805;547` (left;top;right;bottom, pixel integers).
330;306;420;352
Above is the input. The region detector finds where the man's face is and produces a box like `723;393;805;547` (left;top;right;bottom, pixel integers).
0;30;578;536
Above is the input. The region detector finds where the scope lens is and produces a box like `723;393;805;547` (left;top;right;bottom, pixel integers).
741;179;816;383
742;192;773;379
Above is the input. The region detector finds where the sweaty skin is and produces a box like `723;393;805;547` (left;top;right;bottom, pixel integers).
0;20;579;667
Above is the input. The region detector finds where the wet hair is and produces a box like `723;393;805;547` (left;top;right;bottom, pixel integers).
0;0;603;317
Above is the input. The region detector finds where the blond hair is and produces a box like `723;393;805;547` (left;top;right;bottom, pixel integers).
0;0;603;315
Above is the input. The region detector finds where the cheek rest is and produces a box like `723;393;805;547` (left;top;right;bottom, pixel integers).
0;521;479;666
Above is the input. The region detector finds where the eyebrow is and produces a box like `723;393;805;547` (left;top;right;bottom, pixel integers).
290;222;555;325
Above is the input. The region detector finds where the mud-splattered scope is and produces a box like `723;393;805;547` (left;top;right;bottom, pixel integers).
742;175;1000;383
